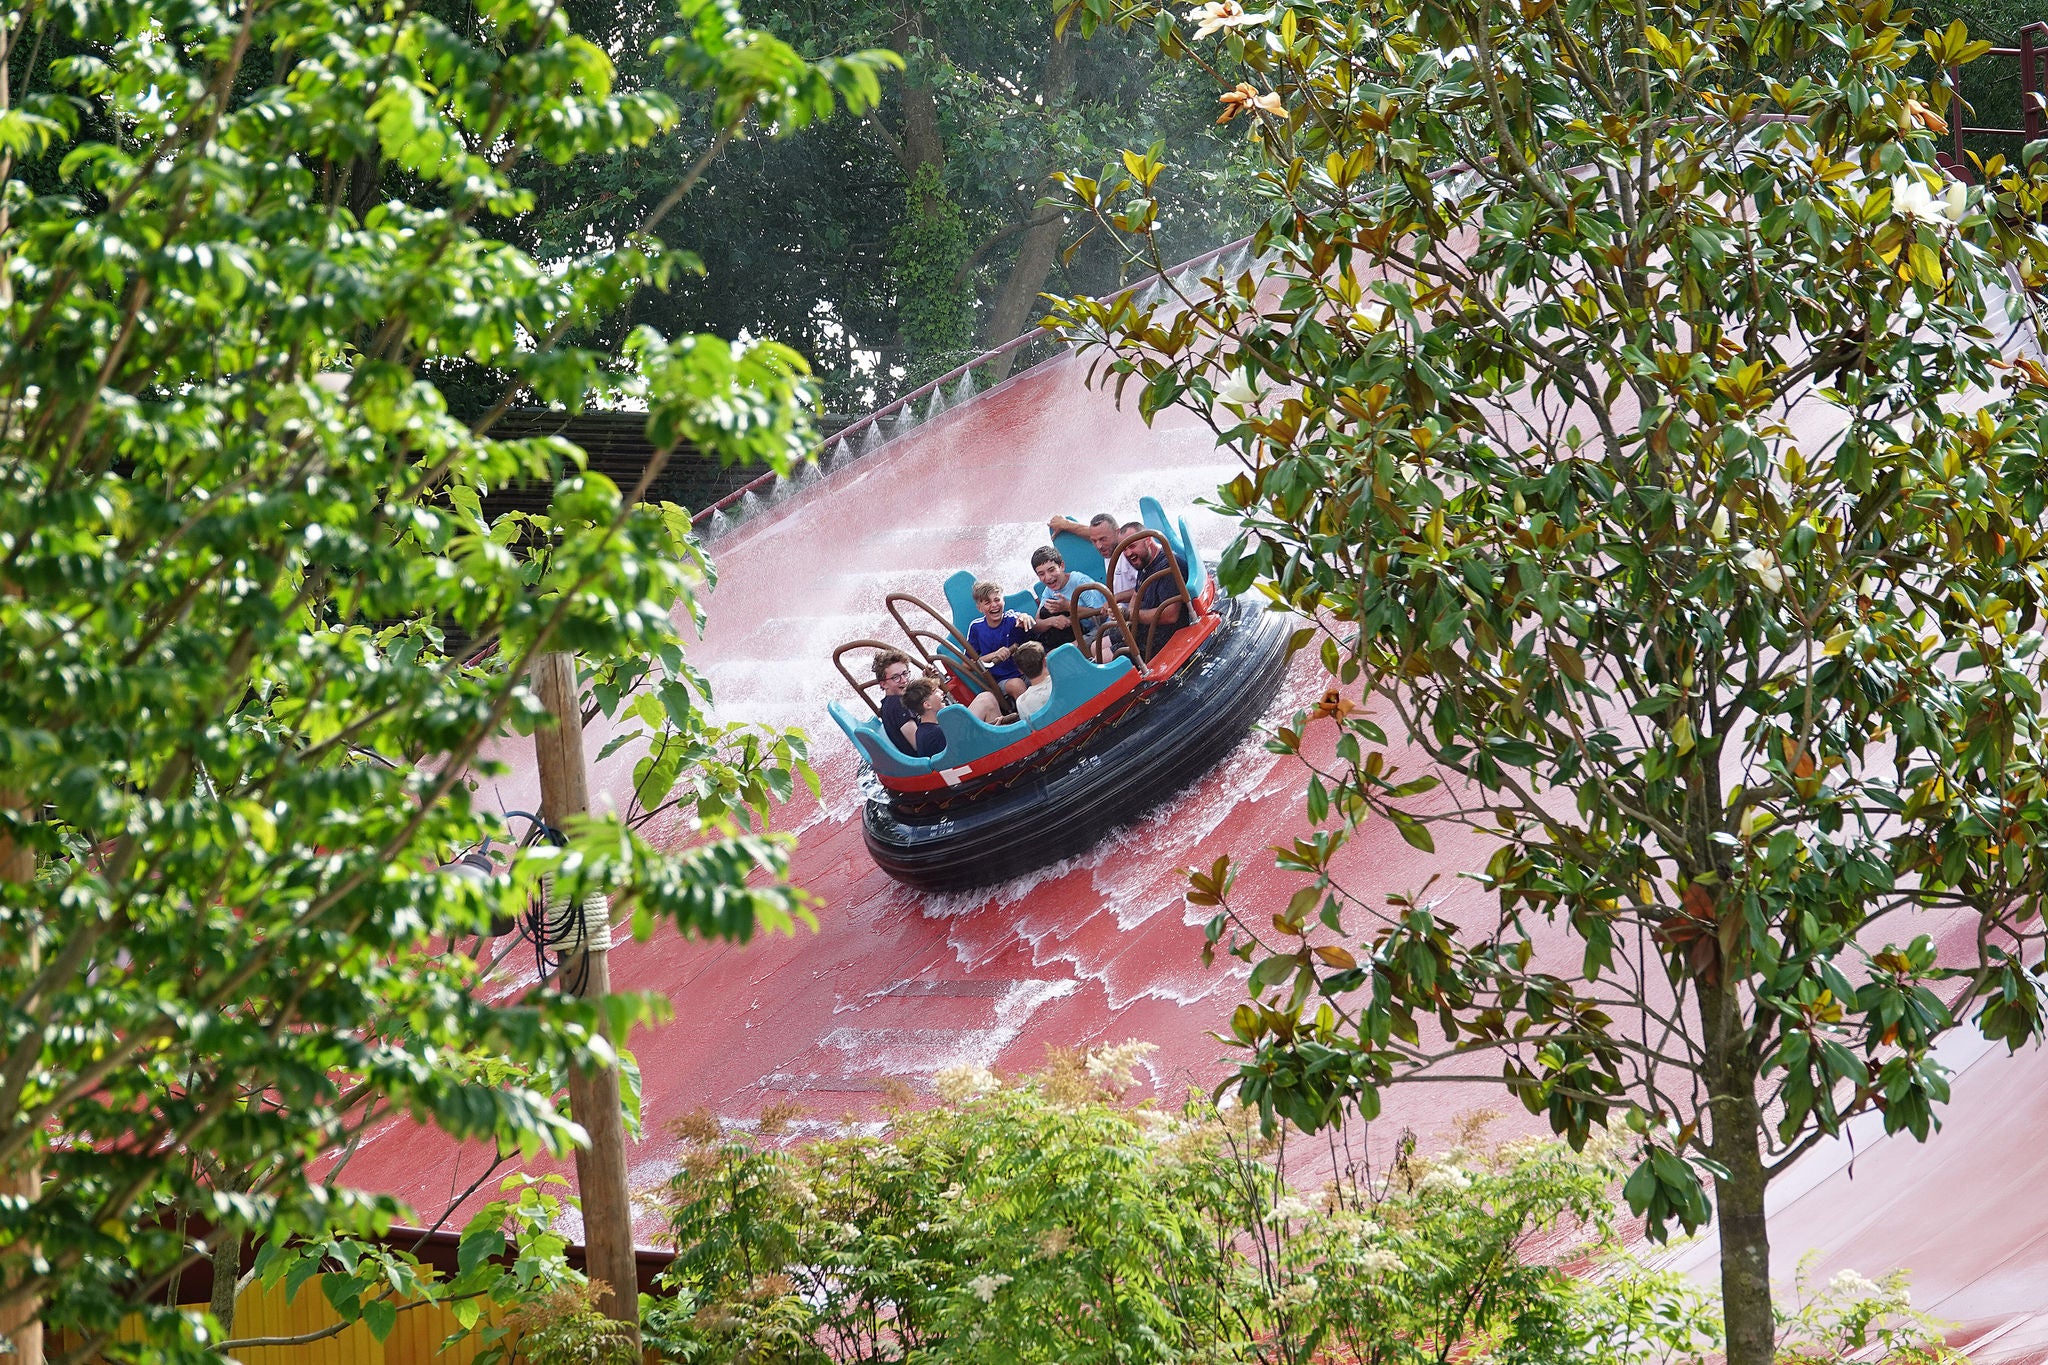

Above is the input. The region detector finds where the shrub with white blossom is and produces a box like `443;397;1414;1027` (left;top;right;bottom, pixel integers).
642;1049;1741;1364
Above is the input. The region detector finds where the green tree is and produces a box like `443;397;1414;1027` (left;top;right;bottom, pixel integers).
0;0;888;1358
505;0;1260;407
1047;1;2048;1363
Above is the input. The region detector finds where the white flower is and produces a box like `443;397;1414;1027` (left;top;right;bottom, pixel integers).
933;1064;999;1103
1218;82;1286;124
1739;546;1785;594
1414;1164;1472;1195
1827;1269;1885;1301
1343;1217;1384;1244
1185;0;1263;38
967;1272;1013;1303
1891;173;1967;226
1214;370;1262;407
1275;1274;1319;1307
1579;1122;1635;1162
1263;1193;1316;1224
1132;1107;1181;1137
1357;1247;1405;1274
1084;1039;1158;1088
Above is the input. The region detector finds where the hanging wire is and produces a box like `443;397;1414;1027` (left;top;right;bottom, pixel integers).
449;810;594;995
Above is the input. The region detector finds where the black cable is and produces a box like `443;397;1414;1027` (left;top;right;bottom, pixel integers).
462;809;591;995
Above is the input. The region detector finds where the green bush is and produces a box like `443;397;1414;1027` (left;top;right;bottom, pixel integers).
644;1044;1722;1365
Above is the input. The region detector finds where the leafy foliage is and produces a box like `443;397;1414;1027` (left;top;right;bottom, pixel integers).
890;163;980;383
1045;0;2048;1358
233;1175;602;1364
643;1046;1717;1365
1915;0;2043;167
0;0;877;1356
498;1272;643;1365
1773;1258;1964;1365
505;0;1261;408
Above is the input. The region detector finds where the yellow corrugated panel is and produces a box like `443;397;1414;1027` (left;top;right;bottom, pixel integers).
387;1297;505;1365
225;1276;384;1365
52;1281;519;1363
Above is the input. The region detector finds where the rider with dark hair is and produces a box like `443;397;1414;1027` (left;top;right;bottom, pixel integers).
1026;545;1102;646
902;677;950;757
871;649;919;754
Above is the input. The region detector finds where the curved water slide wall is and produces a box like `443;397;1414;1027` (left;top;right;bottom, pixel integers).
338;251;2048;1351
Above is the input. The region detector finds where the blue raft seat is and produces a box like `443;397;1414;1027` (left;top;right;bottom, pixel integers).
828;701;940;778
1050;527;1108;583
1138;496;1207;602
941;569;1038;647
1025;644;1135;735
1041;501;1206;602
827;643;1135;774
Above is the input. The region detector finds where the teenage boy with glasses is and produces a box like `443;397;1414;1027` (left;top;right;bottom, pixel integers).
871;650;920;754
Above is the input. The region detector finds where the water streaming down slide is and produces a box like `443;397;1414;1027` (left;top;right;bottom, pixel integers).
336;333;2048;1351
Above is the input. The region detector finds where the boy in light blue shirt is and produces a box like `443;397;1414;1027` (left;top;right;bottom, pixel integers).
1027;545;1102;647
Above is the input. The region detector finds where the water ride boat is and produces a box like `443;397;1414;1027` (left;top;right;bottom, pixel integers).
828;499;1291;891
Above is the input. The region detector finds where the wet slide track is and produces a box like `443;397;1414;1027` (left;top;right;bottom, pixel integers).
337;337;2048;1355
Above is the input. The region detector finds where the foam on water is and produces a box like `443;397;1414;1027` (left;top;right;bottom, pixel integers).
813;977;1080;1078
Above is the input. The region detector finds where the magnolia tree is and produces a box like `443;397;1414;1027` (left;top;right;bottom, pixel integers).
0;0;889;1358
1050;0;2048;1359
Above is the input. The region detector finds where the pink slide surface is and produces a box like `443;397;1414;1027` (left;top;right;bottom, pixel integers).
337;347;2048;1354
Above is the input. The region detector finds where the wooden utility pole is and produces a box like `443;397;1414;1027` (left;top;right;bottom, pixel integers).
530;653;641;1344
0;787;42;1365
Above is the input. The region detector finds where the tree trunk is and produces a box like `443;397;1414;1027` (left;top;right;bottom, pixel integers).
887;3;945;181
882;5;976;382
0;788;41;1365
531;653;641;1346
0;1166;38;1365
978;32;1077;382
1702;979;1775;1365
208;1229;241;1337
978;211;1065;381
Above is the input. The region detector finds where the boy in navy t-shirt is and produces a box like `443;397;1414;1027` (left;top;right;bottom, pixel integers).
903;679;950;757
965;579;1034;723
870;649;920;754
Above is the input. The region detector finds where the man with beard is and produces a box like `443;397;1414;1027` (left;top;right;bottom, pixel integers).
1095;534;1188;663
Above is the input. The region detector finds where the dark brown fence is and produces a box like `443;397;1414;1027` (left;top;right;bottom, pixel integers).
1940;22;2047;179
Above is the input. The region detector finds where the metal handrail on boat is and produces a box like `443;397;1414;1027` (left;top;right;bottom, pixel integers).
1100;529;1194;670
831;638;908;722
883;592;1012;712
